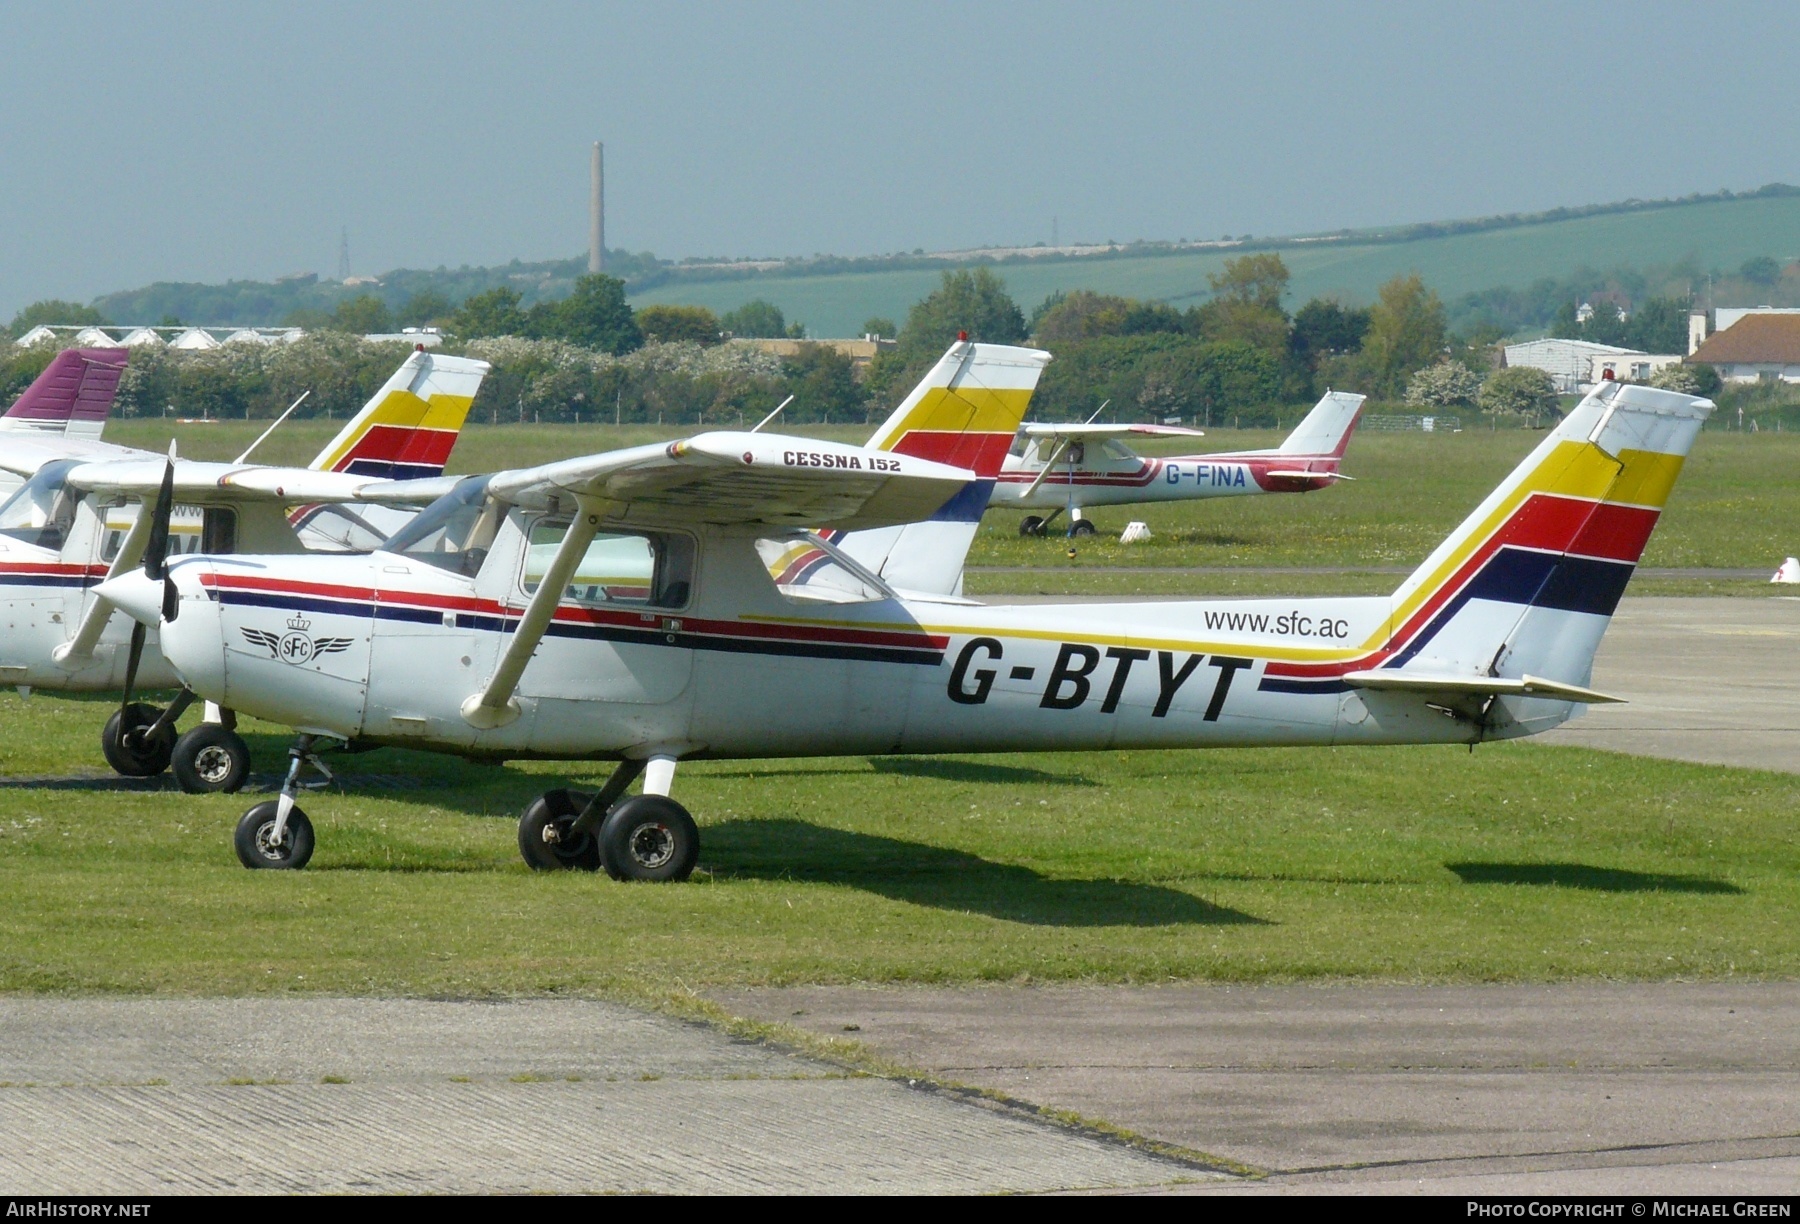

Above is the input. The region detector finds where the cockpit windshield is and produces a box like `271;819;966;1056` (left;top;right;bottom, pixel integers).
0;460;79;550
379;475;497;575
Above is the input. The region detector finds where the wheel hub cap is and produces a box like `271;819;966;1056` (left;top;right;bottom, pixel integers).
252;821;289;860
194;746;233;783
628;822;675;870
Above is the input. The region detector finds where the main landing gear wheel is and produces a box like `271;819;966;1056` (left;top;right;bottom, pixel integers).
518;789;602;872
172;724;251;794
234;800;314;870
1069;519;1097;537
102;702;176;777
1018;515;1046;537
600;795;699;883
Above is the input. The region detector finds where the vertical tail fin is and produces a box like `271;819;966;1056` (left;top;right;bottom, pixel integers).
1380;382;1711;685
836;341;1051;595
0;348;128;439
307;350;489;478
1277;390;1365;457
1260;383;1713;735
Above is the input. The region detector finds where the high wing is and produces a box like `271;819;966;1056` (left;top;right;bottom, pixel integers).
0;435;145;480
450;429;979;729
465;430;976;531
1018;422;1207;440
63;458;445;506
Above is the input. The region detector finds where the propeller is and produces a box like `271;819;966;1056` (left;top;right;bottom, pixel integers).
141;443;179;625
112;443;178;760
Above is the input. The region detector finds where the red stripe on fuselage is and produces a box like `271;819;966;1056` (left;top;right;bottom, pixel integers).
330;425;459;473
0;560;108;577
199;572;947;652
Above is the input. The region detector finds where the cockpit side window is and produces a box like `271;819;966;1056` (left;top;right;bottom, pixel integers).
381;476;497;576
754;531;893;605
0;460;79;550
523;520;694;609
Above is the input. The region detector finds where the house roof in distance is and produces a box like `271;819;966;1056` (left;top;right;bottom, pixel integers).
1690;313;1800;365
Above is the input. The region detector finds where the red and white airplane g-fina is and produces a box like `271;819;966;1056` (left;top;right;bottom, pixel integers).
995;389;1364;535
100;367;1711;882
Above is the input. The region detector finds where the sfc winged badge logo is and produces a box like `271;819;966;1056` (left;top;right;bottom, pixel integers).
241;615;355;666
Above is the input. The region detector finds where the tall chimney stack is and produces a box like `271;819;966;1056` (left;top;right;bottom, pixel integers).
588;142;604;275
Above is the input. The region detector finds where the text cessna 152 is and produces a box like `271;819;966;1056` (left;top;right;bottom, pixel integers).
997;388;1364;536
0;349;488;789
101;368;1711;881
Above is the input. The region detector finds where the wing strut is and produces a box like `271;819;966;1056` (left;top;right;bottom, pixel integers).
52;470;166;670
461;501;602;729
1019;438;1073;500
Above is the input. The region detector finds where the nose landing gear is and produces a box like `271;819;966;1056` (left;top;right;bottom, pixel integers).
233;735;333;870
518;755;699;882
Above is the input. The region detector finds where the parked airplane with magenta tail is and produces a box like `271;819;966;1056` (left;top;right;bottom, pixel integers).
0;349;488;789
98;370;1711;878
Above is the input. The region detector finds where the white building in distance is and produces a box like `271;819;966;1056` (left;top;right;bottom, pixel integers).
1502;338;1647;393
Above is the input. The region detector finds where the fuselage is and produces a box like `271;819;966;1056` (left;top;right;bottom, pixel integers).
991;444;1343;510
145;504;1580;765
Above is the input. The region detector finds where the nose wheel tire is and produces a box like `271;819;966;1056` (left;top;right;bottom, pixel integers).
1069;519;1097;537
234;801;314;870
518;789;602;872
1018;516;1046;537
172;724;252;794
102;702;176;777
600;795;699;882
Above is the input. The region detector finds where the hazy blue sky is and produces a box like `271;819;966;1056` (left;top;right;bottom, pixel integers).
3;1;1799;316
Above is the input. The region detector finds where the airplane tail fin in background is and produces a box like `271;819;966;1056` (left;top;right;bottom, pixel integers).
1260;383;1713;737
307;350;490;478
836;340;1051;595
0;348;128;440
1276;390;1365;457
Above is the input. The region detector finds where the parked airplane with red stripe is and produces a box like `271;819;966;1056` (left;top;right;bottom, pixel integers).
99;378;1712;879
996;389;1364;536
0;349;488;788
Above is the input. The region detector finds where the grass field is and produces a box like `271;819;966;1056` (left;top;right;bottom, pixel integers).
1;691;1796;995
626;194;1800;336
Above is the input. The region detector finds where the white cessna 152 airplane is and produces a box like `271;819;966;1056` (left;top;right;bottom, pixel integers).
102;368;1710;882
0;349;487;789
997;388;1364;536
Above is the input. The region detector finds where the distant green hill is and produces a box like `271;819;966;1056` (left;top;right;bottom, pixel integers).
630;191;1800;335
83;186;1800;337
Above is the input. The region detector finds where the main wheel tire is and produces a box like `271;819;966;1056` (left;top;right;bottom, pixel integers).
1018;515;1045;537
600;795;700;883
518;789;602;872
234;800;314;870
172;724;251;794
102;703;176;777
1069;519;1097;537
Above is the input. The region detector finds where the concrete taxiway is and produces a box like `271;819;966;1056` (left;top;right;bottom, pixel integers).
0;998;1201;1194
715;982;1800;1194
1540;596;1800;773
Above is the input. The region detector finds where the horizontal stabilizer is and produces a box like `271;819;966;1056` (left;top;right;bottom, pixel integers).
1343;670;1623;704
1262;469;1352;481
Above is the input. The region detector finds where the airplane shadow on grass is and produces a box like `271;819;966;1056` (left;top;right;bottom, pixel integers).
1448;861;1743;895
700;758;1100;787
704;818;1263;927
